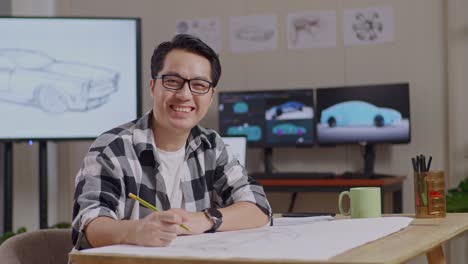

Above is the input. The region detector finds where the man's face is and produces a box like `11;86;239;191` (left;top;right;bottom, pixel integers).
150;49;214;133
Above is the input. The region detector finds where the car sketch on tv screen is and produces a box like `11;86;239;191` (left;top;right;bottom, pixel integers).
0;49;119;114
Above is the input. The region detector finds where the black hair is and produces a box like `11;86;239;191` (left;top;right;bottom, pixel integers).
151;34;221;87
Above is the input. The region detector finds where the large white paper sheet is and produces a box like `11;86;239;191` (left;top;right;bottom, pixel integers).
82;217;412;261
343;6;395;46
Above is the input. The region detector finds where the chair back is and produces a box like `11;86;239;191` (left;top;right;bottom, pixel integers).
0;228;73;264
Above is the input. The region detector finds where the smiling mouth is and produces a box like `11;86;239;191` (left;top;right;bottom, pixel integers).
171;105;194;113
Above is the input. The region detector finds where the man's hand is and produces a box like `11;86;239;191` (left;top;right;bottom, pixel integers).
130;211;185;246
167;208;212;235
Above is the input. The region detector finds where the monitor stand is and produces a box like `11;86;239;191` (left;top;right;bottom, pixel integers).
264;147;273;176
362;143;376;178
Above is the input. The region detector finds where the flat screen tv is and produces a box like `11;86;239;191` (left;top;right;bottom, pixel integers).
218;89;315;147
0;17;141;140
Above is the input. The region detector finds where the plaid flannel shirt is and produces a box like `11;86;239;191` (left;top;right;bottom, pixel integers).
71;111;271;249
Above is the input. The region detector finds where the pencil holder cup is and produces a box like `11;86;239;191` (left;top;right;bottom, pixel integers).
413;171;446;218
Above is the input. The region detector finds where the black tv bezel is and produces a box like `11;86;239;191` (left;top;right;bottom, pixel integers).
218;88;316;148
315;82;411;147
0;16;142;142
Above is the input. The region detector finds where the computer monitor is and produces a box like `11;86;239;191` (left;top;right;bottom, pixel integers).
0;17;141;140
218;89;315;147
316;83;410;176
218;91;265;147
264;89;314;146
316;83;410;145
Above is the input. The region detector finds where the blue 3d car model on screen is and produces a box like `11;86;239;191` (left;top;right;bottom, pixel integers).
320;101;402;127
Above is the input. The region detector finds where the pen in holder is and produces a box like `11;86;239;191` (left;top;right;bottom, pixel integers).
412;155;446;218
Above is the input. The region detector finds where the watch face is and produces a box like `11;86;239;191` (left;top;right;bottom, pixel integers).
208;208;222;219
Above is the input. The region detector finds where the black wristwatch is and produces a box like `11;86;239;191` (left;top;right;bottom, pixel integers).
203;208;223;233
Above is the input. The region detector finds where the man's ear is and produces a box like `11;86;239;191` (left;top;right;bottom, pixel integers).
150;79;155;96
210;88;216;102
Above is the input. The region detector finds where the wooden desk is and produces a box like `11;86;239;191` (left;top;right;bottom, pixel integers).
70;213;468;264
257;175;406;213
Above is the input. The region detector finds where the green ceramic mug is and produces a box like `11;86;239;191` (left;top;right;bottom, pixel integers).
338;187;382;218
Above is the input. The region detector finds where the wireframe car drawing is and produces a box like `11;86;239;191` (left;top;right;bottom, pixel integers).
227;125;262;141
272;123;307;136
320;100;402;127
266;101;305;119
235;26;275;42
0;49;119;113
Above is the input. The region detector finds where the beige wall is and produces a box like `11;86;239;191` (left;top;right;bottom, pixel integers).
8;0;466;263
447;0;468;262
56;0;446;215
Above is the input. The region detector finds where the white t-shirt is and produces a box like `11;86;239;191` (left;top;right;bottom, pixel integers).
156;145;187;208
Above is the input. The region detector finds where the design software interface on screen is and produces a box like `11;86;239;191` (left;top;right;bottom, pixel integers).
218;89;314;147
316;83;410;145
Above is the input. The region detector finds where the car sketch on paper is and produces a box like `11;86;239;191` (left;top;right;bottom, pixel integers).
0;49;119;113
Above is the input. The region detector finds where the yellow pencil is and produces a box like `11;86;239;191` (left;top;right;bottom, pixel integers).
129;193;191;232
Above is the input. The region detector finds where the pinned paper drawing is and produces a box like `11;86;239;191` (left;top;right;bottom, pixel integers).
287;11;337;49
176;17;221;53
230;15;278;53
344;6;394;46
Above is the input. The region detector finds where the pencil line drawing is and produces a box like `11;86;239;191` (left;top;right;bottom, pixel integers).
234;25;275;42
179;227;302;252
287;11;337;49
0;49;119;113
230;15;278;53
176;18;221;53
291;15;321;45
352;12;384;41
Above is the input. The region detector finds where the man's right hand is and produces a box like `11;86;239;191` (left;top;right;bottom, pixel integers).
85;211;185;248
130;211;185;246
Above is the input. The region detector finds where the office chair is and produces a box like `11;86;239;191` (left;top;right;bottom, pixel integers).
0;228;73;264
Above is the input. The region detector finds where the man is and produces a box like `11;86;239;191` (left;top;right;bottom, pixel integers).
72;34;271;249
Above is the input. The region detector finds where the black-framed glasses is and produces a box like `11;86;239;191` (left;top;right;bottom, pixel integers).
153;74;213;95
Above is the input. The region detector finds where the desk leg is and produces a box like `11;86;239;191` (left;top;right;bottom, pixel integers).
426;245;445;264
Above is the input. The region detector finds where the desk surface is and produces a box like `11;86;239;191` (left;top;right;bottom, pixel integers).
70;213;468;264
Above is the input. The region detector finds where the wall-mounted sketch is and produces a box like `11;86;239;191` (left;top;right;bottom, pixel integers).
230;15;278;53
343;6;394;46
287;11;337;49
176;17;221;53
353;12;383;41
0;49;119;114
